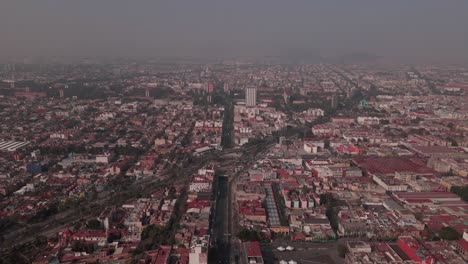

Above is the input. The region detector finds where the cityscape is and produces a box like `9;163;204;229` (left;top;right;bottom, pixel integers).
1;1;468;264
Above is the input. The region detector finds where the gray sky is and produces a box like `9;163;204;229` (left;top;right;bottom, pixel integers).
1;0;468;63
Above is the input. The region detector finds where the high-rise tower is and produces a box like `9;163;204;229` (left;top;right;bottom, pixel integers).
245;86;257;107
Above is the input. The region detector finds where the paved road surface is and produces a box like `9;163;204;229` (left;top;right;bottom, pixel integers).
213;176;230;264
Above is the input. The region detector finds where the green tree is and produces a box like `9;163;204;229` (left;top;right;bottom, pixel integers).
337;244;349;258
447;137;459;147
439;227;461;241
324;139;331;149
136;224;172;252
34;235;48;246
73;221;82;231
86;219;103;230
380;119;390;125
451;186;468;202
237;228;263;242
72;240;95;253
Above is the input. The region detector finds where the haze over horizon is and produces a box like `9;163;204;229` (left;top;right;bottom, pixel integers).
1;0;468;64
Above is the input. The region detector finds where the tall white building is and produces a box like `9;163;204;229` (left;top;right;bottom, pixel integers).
223;82;230;92
245;86;257;107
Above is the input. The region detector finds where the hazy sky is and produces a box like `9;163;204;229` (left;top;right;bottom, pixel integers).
1;0;467;63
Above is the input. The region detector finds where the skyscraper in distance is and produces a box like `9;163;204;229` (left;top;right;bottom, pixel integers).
245;86;257;107
331;94;338;109
223;82;230;92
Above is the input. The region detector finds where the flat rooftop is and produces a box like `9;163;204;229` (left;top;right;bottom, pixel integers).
353;157;434;175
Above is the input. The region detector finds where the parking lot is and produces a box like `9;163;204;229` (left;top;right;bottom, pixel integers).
261;240;344;264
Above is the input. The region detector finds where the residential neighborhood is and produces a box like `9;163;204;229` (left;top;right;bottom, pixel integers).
0;61;467;264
